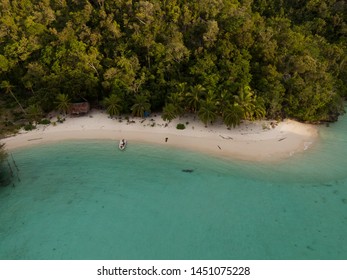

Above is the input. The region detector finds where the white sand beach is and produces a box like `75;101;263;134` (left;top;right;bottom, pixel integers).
1;110;318;161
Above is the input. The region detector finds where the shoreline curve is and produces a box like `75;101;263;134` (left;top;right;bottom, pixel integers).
1;110;319;162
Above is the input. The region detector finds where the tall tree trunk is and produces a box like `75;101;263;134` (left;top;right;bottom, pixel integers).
9;90;26;115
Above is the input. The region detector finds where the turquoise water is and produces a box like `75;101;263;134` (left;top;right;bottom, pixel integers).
0;117;347;260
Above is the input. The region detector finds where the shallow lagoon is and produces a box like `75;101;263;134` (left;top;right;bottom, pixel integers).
0;116;346;260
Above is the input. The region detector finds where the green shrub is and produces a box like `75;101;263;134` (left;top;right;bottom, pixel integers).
176;123;186;130
57;116;65;123
24;123;36;131
38;119;51;125
3;120;13;127
13;111;25;121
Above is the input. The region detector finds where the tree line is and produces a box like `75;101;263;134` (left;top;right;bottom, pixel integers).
0;0;346;128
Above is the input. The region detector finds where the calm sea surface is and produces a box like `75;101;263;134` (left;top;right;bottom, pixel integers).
0;116;346;260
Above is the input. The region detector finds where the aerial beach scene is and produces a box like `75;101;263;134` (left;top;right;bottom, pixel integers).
1;0;347;261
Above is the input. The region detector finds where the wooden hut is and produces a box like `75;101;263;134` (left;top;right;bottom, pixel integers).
69;102;90;115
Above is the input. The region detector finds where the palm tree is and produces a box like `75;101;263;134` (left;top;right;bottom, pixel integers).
205;90;218;108
0;80;26;115
222;103;244;128
185;84;205;112
234;85;255;120
131;94;151;117
55;93;71;115
168;92;184;116
252;96;266;120
176;82;187;95
27;104;43;124
217;89;233;116
103;94;122;117
198;99;218;126
162;103;179;122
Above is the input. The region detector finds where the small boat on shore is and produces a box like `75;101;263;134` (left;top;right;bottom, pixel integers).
119;139;127;150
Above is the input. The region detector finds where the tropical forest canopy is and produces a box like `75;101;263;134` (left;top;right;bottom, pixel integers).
0;0;346;127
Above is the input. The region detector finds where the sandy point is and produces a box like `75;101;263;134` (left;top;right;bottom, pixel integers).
1;110;319;162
